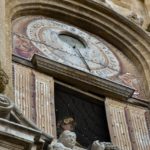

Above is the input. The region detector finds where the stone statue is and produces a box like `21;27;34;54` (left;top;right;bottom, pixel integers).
58;130;76;149
48;130;76;150
48;131;119;150
91;141;119;150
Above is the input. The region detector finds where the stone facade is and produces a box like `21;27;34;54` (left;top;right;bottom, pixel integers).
0;0;149;150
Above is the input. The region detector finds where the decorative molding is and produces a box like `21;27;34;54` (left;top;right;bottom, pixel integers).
32;54;134;101
0;118;41;143
0;68;8;93
127;97;150;108
0;94;13;118
0;94;52;145
6;0;150;98
127;12;144;26
0;118;43;150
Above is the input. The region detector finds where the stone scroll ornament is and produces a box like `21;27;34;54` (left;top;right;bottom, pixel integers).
0;94;14;118
48;130;119;150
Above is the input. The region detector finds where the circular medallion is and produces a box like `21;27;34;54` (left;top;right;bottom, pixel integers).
26;19;120;78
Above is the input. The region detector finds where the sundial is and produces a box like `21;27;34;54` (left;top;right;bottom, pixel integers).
26;19;120;78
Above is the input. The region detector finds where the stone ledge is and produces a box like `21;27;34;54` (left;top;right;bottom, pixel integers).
0;118;42;143
32;54;134;101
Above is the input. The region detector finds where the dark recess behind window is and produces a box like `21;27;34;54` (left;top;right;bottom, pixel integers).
55;83;110;148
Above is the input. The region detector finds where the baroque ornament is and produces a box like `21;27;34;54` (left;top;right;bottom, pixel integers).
0;94;14;118
91;141;119;150
127;12;144;26
0;68;8;93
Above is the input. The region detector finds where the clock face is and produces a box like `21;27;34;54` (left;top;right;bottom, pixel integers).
26;19;120;78
13;16;148;99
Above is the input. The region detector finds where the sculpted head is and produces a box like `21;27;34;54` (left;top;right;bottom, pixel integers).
58;130;76;149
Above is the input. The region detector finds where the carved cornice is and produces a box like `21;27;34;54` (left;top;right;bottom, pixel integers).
32;54;134;101
0;68;8;93
0;118;43;149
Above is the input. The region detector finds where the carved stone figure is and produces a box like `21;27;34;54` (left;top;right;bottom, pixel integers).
48;130;86;150
48;131;119;150
48;130;76;150
91;141;105;150
57;117;76;136
127;12;144;26
58;130;77;149
91;141;119;150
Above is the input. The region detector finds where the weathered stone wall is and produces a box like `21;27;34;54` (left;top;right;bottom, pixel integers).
93;0;150;29
0;1;149;150
0;0;13;98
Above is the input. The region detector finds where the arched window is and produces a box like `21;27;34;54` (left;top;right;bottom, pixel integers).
12;15;150;150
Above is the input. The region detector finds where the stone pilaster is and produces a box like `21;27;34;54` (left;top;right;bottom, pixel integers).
0;0;12;97
0;0;6;69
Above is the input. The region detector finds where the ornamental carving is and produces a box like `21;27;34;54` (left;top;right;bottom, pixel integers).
0;94;13;118
48;130;119;150
91;141;119;150
127;12;144;26
0;68;8;93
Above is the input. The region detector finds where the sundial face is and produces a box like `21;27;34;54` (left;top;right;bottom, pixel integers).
12;16;148;99
26;19;120;78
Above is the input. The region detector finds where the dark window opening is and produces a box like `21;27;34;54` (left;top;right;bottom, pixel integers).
54;83;110;148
